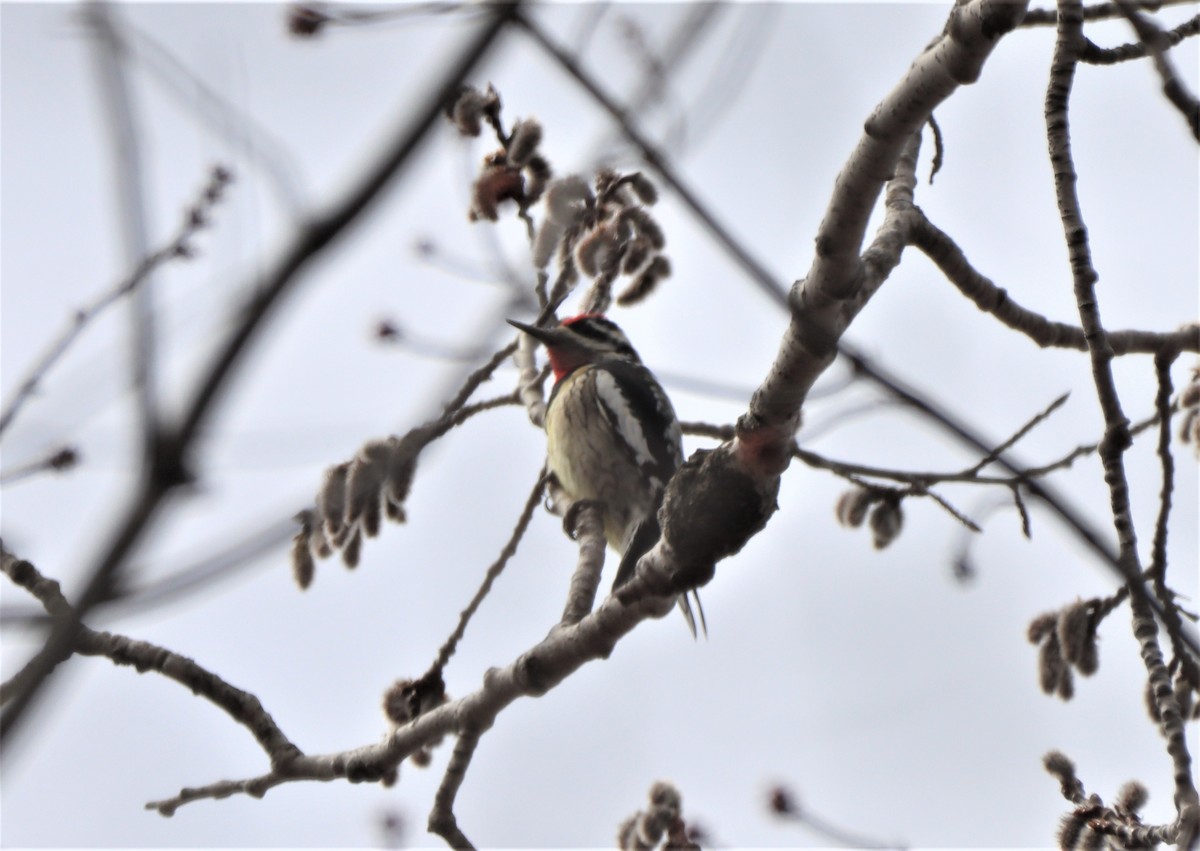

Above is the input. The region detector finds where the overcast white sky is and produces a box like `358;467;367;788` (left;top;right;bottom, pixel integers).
2;2;1198;848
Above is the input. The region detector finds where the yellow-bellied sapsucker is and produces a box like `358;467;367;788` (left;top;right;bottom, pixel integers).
508;314;704;636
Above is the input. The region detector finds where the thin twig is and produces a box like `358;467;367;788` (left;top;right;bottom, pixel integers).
964;393;1070;476
770;785;904;850
0;446;80;487
428;729;482;850
839;346;1197;660
909;212;1199;355
1149;351;1177;585
87;3;160;455
1020;0;1197;27
1149;352;1200;693
1113;2;1200;139
0;167;230;440
1080;13;1199;65
443;343;518;416
687;402;1167;491
427;470;547;675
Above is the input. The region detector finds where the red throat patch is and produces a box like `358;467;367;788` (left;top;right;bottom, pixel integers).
546;347;585;382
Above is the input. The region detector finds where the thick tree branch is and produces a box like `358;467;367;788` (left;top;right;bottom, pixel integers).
519;0;1198;658
744;0;1029;442
559;501;607;625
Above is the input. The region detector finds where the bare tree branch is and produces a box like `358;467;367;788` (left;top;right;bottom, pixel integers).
145;573;676;815
428;730;482;850
748;0;1035;437
0;550;300;767
1081;11;1200;64
559;500;607;625
909;212;1200;355
1114;1;1200;138
1046;0;1199;834
1021;0;1197;27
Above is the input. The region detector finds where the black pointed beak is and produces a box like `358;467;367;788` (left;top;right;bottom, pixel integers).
507;318;557;344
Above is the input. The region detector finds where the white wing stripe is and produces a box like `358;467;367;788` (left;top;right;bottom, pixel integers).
593;370;657;471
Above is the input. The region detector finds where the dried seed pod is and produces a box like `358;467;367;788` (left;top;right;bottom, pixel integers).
617;255;670;306
507;118;543;167
469;162;523;222
835;488;874;528
291;518;316;590
545;175;591;225
868;498;904;549
623;171;658;204
575;225;619;278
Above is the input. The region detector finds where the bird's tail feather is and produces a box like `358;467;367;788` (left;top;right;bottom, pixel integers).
615;517;706;640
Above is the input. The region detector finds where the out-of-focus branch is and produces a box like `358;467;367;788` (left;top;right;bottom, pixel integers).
0;166;232;441
0;3;517;747
87;2;161;456
0;446;81;487
120;18;308;214
286;2;478;38
768;784;903;850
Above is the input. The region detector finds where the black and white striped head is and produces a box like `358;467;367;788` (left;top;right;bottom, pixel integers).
507;314;641;381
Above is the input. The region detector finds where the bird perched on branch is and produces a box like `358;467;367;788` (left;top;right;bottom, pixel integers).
508;314;704;636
